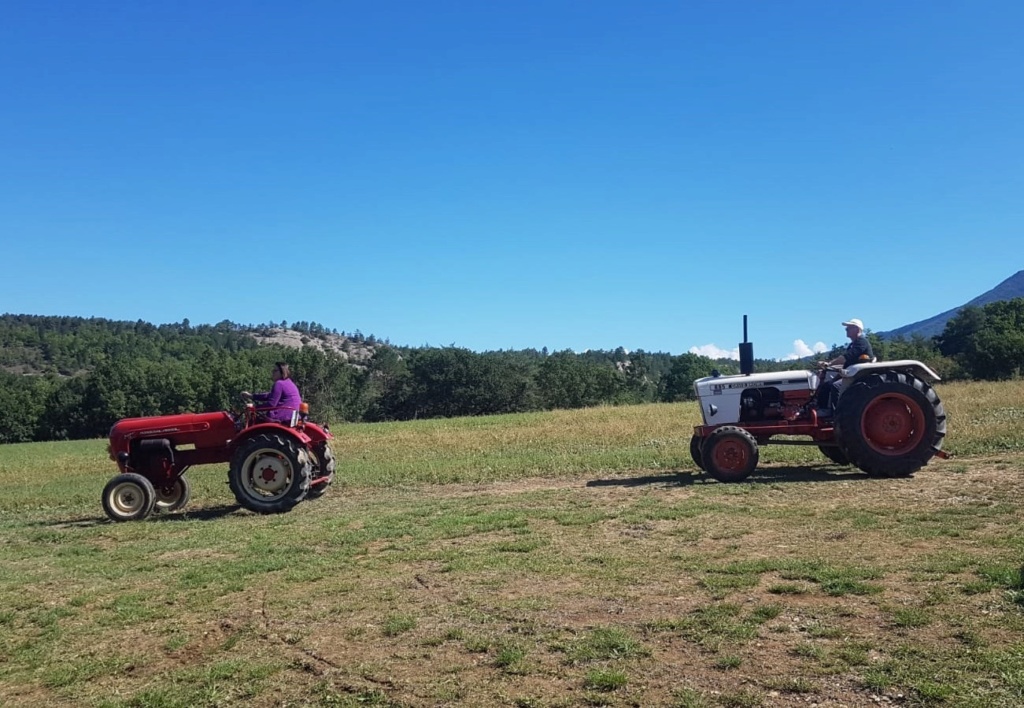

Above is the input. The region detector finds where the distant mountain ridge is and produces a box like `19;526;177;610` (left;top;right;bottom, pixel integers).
880;269;1024;340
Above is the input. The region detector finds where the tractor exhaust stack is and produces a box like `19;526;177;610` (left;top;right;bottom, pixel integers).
739;315;754;375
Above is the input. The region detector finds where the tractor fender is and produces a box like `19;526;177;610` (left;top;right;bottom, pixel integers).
231;423;312;451
300;421;333;444
842;359;941;385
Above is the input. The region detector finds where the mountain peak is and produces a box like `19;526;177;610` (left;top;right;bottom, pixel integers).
880;269;1024;340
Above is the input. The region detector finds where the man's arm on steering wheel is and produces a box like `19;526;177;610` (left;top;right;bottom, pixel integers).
817;355;845;369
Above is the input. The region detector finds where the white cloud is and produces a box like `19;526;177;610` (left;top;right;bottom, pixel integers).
689;344;740;360
783;339;828;361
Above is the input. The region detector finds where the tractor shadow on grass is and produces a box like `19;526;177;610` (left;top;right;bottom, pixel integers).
587;464;876;488
36;504;245;528
150;504;244;522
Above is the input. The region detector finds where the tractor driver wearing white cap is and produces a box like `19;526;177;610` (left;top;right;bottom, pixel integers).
815;319;876;415
821;319;874;368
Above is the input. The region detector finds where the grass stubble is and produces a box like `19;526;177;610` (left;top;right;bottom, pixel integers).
0;380;1021;706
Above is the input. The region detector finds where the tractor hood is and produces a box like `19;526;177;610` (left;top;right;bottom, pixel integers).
693;369;815;398
693;370;816;426
108;411;239;459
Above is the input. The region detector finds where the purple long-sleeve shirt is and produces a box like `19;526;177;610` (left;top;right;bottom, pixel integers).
253;378;302;424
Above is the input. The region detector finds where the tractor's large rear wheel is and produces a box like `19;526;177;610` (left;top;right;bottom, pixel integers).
817;444;850;466
702;426;759;483
835;373;946;478
229;433;311;513
306;442;336;500
102;473;156;522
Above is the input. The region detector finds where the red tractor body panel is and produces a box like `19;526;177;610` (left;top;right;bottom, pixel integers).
109;412;333;468
109;411;239;466
694;415;836;445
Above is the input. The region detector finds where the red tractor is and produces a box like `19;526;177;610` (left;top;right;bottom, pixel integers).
103;401;335;522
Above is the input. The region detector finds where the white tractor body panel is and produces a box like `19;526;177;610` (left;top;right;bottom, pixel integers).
842;359;941;383
693;370;816;425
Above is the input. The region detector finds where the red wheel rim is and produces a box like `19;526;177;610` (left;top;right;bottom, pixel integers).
712;437;749;471
861;393;923;455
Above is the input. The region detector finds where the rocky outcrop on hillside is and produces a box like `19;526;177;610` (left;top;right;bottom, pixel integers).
249;328;378;365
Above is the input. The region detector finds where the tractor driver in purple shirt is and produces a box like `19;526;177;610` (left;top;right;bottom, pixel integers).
242;362;302;424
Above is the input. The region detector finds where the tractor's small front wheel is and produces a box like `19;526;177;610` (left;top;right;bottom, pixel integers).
702;426;759;483
306;442;336;500
689;434;705;471
154;476;191;513
102;473;157;522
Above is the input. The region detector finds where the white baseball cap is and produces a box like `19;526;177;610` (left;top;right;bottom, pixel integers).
842;318;864;331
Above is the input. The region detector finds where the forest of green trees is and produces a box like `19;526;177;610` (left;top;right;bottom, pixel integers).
2;299;1023;444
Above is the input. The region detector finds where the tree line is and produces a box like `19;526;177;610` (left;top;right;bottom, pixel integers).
1;299;1022;443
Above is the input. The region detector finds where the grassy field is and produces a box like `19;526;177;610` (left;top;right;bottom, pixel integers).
0;380;1022;707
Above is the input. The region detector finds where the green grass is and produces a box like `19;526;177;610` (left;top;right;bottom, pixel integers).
561;627;649;665
0;380;1023;706
381;613;416;637
583;667;628;691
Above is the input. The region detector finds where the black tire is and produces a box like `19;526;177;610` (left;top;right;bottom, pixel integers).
229;433;311;513
701;426;759;483
690;434;705;471
102;473;156;522
835;373;946;478
306;442;336;500
817;445;850;466
154;476;191;513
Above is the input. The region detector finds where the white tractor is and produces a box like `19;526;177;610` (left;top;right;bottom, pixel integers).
690;318;948;482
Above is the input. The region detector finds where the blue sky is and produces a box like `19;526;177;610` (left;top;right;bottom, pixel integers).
2;1;1021;361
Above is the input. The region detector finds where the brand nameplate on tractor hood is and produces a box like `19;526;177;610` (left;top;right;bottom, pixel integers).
696;370;811;390
714;378;807;390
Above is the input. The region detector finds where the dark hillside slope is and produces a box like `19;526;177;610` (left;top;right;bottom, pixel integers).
880;269;1024;340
